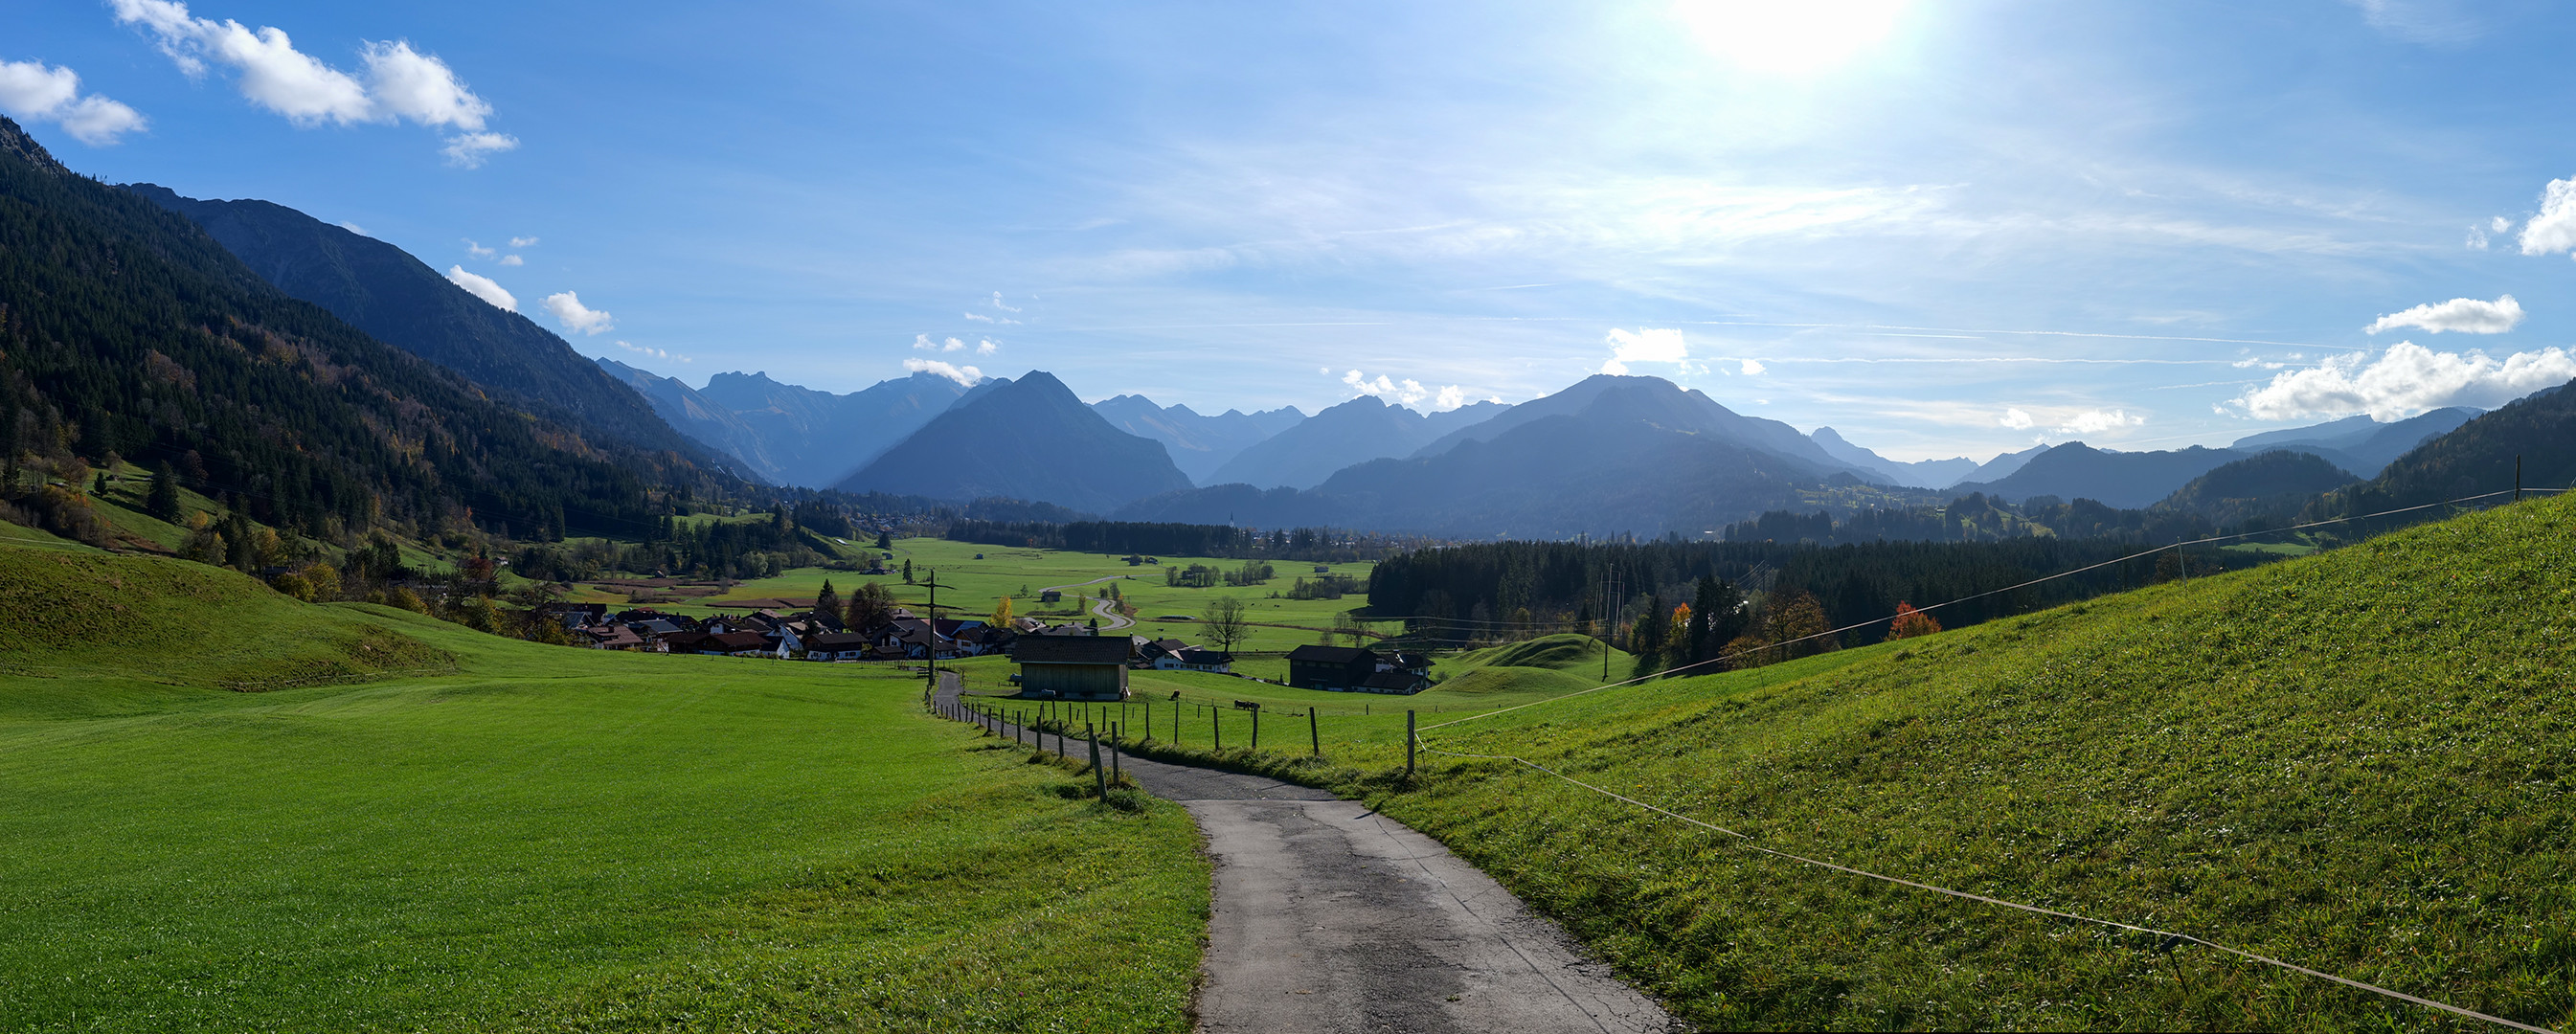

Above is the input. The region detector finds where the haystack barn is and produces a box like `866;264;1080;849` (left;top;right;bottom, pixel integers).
1011;635;1132;700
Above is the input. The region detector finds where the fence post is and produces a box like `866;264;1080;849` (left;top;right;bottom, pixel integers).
1089;724;1106;799
1212;707;1222;751
1310;707;1320;757
1407;710;1416;776
1111;723;1121;781
1146;700;1153;741
1252;708;1260;751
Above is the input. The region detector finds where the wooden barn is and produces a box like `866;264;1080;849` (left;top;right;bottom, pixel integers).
1010;634;1132;701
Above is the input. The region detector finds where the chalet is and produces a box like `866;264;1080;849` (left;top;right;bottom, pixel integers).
1011;634;1132;700
1287;644;1381;691
1039;589;1063;603
802;631;874;662
578;624;645;650
664;630;773;657
1358;670;1428;693
545;602;609;628
1160;645;1233;673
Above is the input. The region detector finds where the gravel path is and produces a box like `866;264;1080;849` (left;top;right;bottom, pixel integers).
935;678;1677;1033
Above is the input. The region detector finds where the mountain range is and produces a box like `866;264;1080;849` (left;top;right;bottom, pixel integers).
48;113;2565;542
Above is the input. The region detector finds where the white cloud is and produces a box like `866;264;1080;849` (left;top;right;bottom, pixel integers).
2519;176;2576;258
111;1;509;163
359;40;488;129
1600;326;1687;375
2343;0;2479;44
904;358;984;386
1343;369;1432;405
1738;358;1766;375
0;59;147;146
614;340;690;364
2493;216;2512;234
540;291;613;335
497;255;523;266
2234;342;2576;420
2000;408;2035;430
2365;294;2523;335
962;311;994;323
2467;225;2490;250
444;265;515;311
2054;409;2145;434
1435;385;1468;411
508;236;537;248
989;291;1021;313
463;238;495;258
439;131;516;168
975;339;998;356
337;221;367;236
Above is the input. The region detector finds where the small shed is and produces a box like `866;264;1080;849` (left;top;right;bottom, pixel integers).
1010;634;1132;701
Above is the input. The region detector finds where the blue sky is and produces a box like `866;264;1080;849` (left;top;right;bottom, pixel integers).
8;0;2576;461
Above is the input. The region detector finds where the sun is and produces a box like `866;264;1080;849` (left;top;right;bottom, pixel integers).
1670;0;1913;76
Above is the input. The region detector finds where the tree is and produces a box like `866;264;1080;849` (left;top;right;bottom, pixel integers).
1630;593;1665;680
92;470;109;496
903;558;915;583
1762;589;1835;660
1205;596;1250;653
815;578;841;618
992;596;1015;627
1886;601;1942;641
847;581;894;630
875;529;893;550
297;561;342;601
145;463;181;522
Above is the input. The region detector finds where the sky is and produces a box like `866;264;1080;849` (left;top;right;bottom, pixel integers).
8;0;2576;461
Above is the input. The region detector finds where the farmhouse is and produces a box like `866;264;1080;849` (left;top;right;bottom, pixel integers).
1288;644;1427;693
1010;634;1131;701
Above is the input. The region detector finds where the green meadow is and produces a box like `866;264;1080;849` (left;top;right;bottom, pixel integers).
0;540;1209;1033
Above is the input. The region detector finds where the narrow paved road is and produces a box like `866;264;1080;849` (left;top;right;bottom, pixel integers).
935;677;1676;1033
1037;574;1137;630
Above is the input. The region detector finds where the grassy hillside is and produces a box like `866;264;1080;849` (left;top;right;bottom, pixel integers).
1430;633;1635;696
1364;494;2576;1030
0;544;1209;1032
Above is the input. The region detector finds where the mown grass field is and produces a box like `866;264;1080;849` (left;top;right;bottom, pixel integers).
0;539;1210;1033
971;495;2576;1031
621;536;1390;654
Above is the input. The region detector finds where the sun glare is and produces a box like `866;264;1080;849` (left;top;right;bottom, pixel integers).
1671;0;1912;75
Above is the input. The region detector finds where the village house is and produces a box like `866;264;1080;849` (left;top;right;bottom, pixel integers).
1010;634;1132;701
1287;644;1427;693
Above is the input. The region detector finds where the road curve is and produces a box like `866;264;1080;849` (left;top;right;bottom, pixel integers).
1037;574;1137;630
933;678;1676;1033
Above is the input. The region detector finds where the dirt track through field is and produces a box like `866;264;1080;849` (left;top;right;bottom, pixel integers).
934;676;1675;1033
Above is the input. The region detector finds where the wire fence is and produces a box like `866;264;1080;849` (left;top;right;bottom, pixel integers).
1404;485;2567;1033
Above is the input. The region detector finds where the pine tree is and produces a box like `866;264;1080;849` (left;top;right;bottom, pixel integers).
1630;593;1665;680
146;463;181;522
903;558;915;583
815;578;840;618
875;530;893;550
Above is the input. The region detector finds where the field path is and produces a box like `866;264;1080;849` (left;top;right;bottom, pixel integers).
1038;574;1137;630
935;677;1675;1033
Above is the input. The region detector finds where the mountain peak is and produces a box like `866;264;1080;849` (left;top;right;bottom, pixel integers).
0;117;70;177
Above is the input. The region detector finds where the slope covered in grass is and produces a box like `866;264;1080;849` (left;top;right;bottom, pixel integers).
1357;494;2576;1030
0;539;451;705
1426;633;1636;696
0;544;1209;1032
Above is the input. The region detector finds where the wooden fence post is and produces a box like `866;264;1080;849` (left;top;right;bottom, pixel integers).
1252;708;1260;751
1309;707;1320;756
1212;707;1222;751
1089;724;1106;799
1111;723;1121;781
1407;710;1416;776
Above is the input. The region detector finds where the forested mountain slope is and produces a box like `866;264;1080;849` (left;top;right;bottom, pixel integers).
836;371;1189;511
0;115;698;539
2303;380;2576;526
125;185;719;468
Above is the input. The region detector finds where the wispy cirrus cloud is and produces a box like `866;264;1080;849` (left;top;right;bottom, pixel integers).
0;58;147;145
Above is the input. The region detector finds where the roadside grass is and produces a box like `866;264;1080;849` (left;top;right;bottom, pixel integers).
961;497;2576;1030
0;545;1209;1033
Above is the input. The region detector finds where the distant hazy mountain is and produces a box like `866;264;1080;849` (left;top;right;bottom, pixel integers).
1121;379;1845;537
696;371;965;487
1954;443;2052;485
1411;374;1865;478
1950;443;2249;509
837;371;1190;511
2231;407;2480;478
2153;450;2360;528
1208;396;1505;489
1809;427;1979;488
1091;394;1306;483
2303;380;2576;522
594;359;780;481
125;184;714;466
